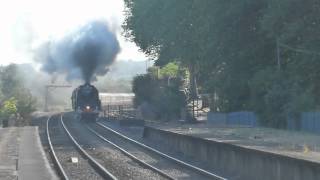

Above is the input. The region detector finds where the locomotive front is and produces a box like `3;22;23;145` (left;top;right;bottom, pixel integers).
72;83;101;121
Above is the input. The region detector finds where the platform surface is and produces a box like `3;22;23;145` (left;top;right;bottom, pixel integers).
147;121;320;163
0;126;58;180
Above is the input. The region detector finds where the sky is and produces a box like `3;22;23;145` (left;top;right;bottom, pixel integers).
0;0;147;66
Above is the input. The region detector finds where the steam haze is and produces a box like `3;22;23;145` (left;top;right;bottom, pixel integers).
35;20;120;83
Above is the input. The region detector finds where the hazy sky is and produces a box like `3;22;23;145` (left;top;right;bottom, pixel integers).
0;0;147;66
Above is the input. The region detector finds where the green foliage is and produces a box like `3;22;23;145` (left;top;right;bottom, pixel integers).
0;64;22;98
152;85;186;119
159;62;179;78
147;66;160;79
1;98;17;119
132;69;186;120
0;64;37;125
15;90;37;119
124;0;320;128
132;74;156;106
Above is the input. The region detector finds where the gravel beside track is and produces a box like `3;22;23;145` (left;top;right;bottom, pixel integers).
48;115;104;180
63;113;167;180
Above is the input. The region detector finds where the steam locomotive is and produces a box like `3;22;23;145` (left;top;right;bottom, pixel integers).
71;83;101;121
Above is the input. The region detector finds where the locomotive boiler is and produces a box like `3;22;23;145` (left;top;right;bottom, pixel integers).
71;83;101;121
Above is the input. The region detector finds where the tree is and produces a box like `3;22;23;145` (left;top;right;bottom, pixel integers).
0;64;22;98
132;64;186;120
124;0;320;128
132;74;156;106
0;64;37;126
124;0;271;109
160;62;179;78
15;89;37;119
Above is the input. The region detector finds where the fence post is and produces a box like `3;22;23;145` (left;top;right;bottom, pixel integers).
107;105;110;120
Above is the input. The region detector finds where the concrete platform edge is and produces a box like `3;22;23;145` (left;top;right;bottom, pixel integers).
143;126;320;180
18;126;58;180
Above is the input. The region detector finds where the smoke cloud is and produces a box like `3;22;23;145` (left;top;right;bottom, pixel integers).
35;20;120;83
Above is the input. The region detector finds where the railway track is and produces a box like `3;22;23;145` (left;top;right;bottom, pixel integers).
47;113;227;180
61;113;169;180
46;116;69;180
85;125;176;180
89;120;227;180
47;115;115;180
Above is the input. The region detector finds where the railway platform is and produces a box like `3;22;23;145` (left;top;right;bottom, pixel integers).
0;126;58;180
142;123;320;180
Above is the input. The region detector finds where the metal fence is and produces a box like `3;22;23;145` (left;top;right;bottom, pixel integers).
227;112;258;127
207;111;258;127
102;104;136;120
208;111;320;134
287;112;320;134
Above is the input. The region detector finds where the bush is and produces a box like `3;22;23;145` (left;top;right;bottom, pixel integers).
0;98;17;127
132;64;186;120
0;64;37;126
249;68;317;128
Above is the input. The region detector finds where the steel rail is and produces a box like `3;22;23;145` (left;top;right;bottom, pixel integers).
46;115;69;180
60;115;117;180
97;122;227;180
86;125;176;180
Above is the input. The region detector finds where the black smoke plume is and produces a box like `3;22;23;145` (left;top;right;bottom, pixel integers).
35;20;120;83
